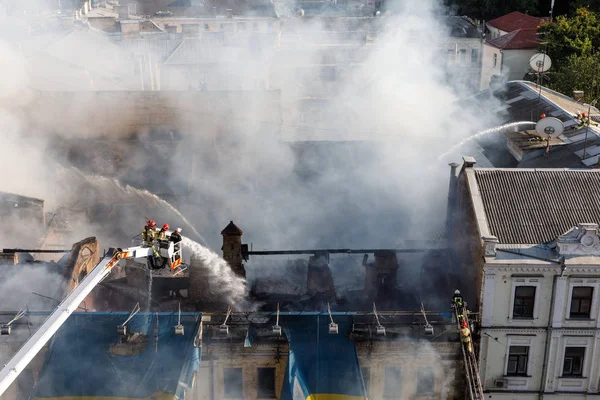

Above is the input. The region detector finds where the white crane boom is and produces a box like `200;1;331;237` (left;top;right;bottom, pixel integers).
0;242;164;397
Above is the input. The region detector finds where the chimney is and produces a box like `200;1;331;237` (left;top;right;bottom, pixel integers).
306;251;336;301
445;162;460;238
363;251;399;300
221;221;246;279
462;156;476;169
573;90;584;102
482;236;499;257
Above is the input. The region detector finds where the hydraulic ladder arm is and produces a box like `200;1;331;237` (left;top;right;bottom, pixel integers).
0;245;150;397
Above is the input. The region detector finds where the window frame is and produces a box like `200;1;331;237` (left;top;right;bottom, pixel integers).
568;286;594;319
512;285;537;319
383;366;401;398
504;336;534;378
506;345;529;376
223;367;243;399
509;279;541;321
562;346;586;377
257;367;276;399
416;366;435;394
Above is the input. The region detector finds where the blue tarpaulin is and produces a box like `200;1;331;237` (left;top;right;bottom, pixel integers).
33;312;201;400
280;315;367;400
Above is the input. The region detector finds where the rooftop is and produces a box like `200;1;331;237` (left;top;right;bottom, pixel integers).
457;81;600;168
487;28;539;50
445;16;481;39
472;168;600;244
487;11;546;33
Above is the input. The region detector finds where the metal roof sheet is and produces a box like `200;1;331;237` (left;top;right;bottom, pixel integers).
473;168;600;244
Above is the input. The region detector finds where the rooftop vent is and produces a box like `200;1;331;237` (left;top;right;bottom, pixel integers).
573;90;584;102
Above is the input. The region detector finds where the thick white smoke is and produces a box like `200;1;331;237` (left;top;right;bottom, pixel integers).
0;0;502;299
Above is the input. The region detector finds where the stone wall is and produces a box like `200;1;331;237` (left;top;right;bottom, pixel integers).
198;339;465;400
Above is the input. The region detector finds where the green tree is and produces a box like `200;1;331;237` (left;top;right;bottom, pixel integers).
549;53;600;101
538;7;600;62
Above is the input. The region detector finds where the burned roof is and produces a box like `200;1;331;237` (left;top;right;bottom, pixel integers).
473;168;600;244
487;28;539;49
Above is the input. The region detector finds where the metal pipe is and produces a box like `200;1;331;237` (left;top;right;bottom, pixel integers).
539;273;558;399
247;248;446;256
2;249;70;254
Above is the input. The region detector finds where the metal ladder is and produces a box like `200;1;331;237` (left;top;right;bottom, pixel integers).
454;305;484;400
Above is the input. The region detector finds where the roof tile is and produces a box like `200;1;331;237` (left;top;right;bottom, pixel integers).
487;11;546;32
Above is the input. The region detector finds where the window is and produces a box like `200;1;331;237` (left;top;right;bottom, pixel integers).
237;22;246;31
507;346;529;376
417;367;434;394
361;367;370;395
570;287;593;318
223;368;243;398
563;347;585;377
384;367;401;397
458;49;467;64
447;50;455;63
513;286;536;318
257;368;275;398
253;22;258;31
204;24;209;31
471;48;479;64
493;53;498;67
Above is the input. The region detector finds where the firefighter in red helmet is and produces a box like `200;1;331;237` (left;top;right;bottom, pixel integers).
142;220;157;246
460;320;472;353
158;223;170;242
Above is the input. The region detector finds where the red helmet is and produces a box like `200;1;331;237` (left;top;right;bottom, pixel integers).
461;321;468;328
582;112;587;118
148;220;156;227
162;224;170;231
540;113;546;119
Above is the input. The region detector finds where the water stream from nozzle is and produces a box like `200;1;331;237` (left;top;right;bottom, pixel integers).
437;121;537;161
182;237;257;311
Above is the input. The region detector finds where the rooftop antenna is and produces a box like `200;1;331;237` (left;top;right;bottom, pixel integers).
174;302;184;335
272;303;282;336
220;305;232;335
529;52;552;119
420;302;434;336
118;302;140;336
373;303;385;336
327;303;338;334
1;309;26;336
534;116;565;155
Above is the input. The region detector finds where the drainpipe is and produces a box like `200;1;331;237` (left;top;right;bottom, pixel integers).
445;163;460;238
539;260;563;399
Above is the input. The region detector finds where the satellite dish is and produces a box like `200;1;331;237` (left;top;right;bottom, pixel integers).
535;117;564;139
530;53;552;73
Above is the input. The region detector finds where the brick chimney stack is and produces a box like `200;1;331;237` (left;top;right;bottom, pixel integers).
221;221;246;279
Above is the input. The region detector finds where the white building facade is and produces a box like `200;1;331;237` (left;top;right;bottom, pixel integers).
451;162;600;399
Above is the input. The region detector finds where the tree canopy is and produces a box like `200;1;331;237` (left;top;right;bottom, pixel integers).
536;8;600;101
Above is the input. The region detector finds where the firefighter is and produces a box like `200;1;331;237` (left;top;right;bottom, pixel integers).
452;289;466;323
460;320;472;353
169;227;183;260
142;220;157;246
157;224;170;242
